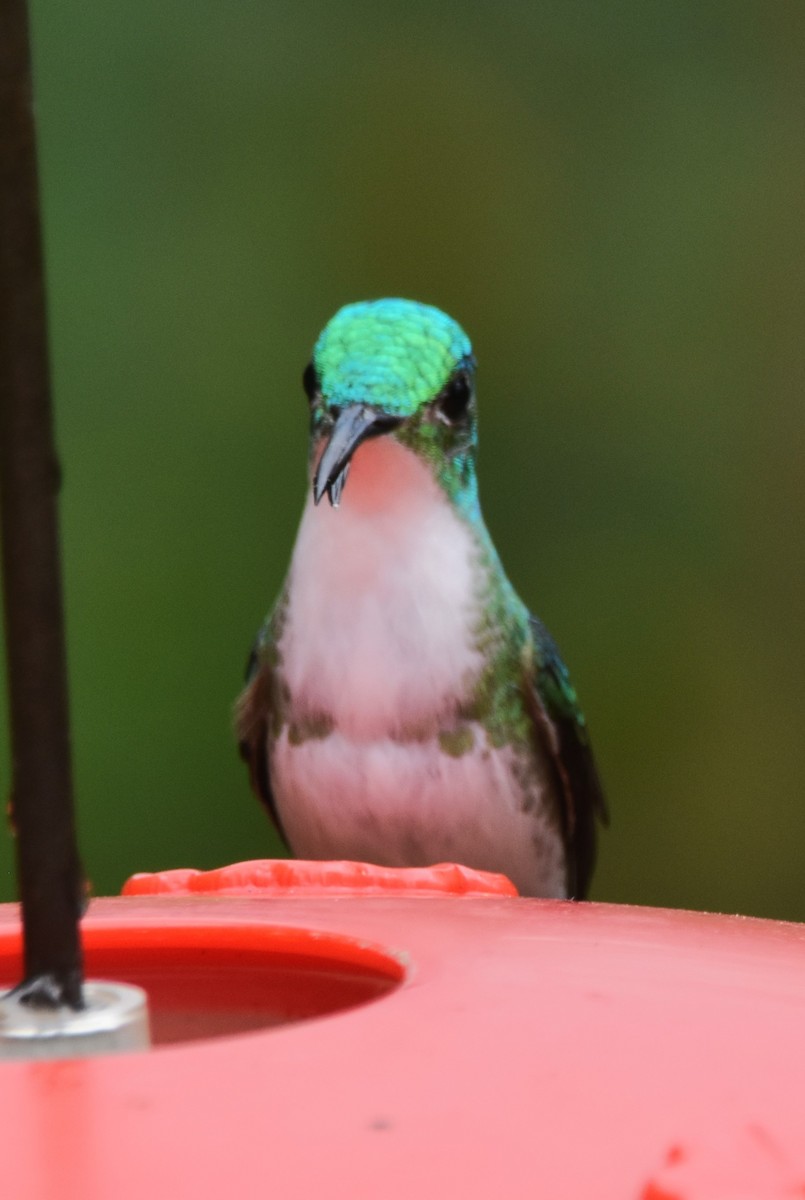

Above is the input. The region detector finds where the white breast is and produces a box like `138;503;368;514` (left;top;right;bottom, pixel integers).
271;434;568;898
278;436;484;738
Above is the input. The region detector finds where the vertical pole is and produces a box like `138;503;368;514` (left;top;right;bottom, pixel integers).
0;0;85;1009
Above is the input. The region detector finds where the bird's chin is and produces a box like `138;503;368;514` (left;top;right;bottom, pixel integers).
313;403;402;508
310;436;434;518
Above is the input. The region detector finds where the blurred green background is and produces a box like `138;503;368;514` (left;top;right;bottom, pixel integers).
1;0;803;918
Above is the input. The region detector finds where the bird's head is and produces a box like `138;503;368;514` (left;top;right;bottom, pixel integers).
303;298;478;511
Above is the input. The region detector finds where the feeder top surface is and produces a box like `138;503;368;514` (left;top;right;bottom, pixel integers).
0;885;804;1199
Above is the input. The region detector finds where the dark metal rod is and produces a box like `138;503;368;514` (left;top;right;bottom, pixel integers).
0;0;85;1008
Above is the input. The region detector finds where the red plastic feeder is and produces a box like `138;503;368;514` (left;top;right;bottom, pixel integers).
0;859;804;1199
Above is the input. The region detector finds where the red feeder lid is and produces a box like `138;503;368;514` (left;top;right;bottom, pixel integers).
0;861;802;1198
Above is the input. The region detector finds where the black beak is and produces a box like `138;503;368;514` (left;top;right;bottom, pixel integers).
313;403;401;507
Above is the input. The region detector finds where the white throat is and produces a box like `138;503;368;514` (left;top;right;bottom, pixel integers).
278;436;484;739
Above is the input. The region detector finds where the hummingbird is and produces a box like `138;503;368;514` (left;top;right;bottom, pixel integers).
237;299;606;898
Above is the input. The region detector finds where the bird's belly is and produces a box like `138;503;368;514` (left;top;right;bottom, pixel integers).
270;724;567;898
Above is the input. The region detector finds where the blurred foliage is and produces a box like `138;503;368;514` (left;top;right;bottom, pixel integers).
1;0;804;918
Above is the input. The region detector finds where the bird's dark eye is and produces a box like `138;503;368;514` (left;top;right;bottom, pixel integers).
302;361;320;402
436;371;473;423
